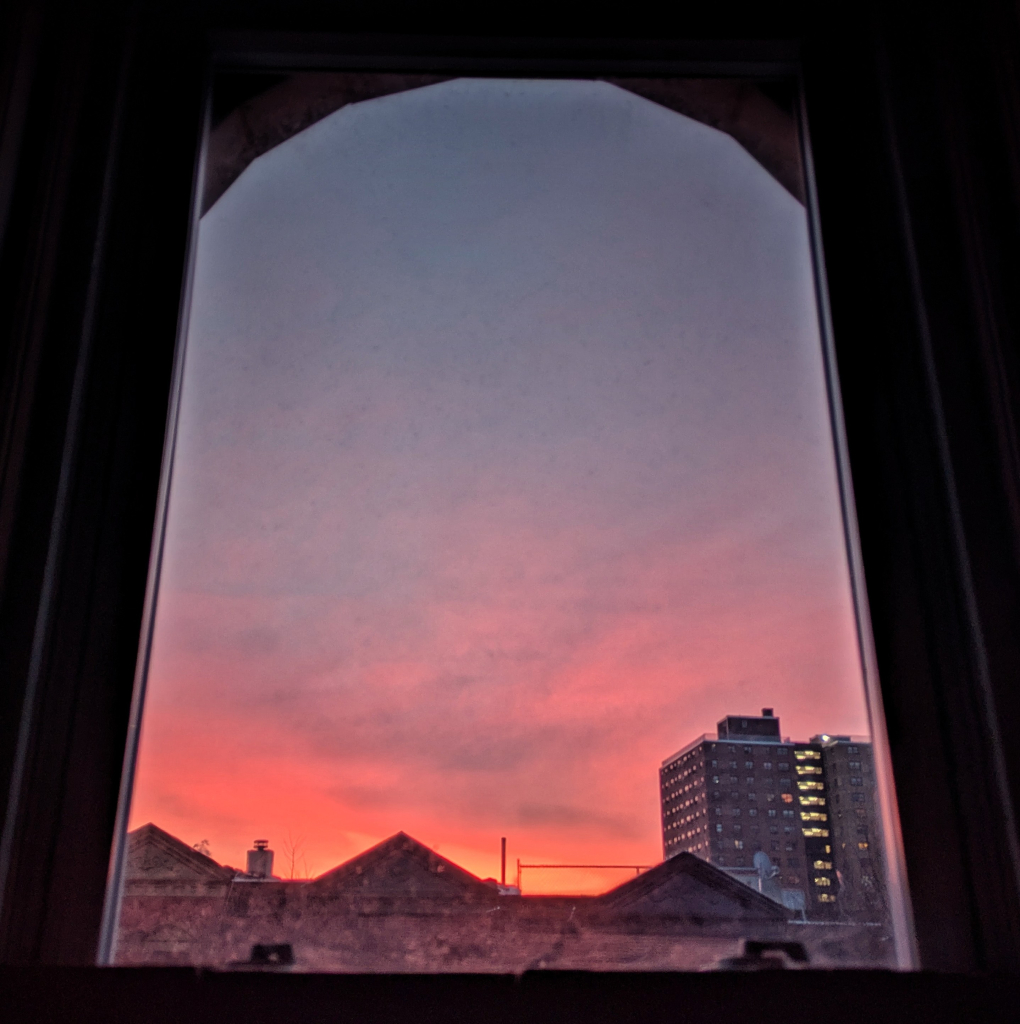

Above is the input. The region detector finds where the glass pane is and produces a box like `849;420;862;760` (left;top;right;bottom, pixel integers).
109;71;911;972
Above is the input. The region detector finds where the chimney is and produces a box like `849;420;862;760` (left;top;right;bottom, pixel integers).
762;708;774;717
247;839;274;879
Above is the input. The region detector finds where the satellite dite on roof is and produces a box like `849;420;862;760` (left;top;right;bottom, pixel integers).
752;850;783;903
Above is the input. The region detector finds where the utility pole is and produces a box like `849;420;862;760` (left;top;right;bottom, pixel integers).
501;837;506;886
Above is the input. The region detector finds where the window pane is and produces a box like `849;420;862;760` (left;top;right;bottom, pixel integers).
110;71;911;972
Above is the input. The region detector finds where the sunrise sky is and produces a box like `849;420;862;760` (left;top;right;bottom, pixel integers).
127;78;869;892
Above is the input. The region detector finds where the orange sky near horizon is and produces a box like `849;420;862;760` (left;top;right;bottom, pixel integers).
128;549;869;890
124;78;874;896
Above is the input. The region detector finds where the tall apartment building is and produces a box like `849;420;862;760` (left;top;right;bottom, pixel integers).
659;709;885;920
815;734;887;921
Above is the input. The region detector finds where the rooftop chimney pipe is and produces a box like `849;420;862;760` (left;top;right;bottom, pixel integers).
247;840;274;879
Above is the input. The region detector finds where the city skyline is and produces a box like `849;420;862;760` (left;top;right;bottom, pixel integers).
127;77;871;894
131;704;872;894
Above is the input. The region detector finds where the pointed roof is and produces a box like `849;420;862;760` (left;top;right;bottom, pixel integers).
125;823;235;882
597;852;788;921
310;831;496;900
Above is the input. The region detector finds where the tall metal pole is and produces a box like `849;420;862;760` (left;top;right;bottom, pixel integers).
501;837;506;886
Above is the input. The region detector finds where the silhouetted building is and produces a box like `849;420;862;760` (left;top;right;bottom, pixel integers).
659;709;884;921
117;824;865;972
123;823;235;898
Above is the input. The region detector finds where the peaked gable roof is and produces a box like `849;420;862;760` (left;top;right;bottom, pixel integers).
125;823;235;882
310;831;496;900
598;852;788;921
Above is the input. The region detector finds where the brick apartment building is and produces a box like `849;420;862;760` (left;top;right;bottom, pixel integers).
819;735;887;921
659;709;886;921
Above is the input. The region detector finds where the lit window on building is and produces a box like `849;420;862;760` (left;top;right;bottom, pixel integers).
813;859;833;870
858;841;869;850
782;793;794;803
802;827;831;838
818;894;837;903
794;750;821;760
801;812;828;822
813;876;832;887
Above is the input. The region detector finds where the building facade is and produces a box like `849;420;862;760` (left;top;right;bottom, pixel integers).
660;710;885;921
816;735;887;921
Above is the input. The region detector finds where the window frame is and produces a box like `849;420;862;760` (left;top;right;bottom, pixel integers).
3;0;1020;1015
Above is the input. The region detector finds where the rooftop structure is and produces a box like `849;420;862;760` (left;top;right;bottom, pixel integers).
659;709;885;922
115;824;886;973
716;708;782;743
